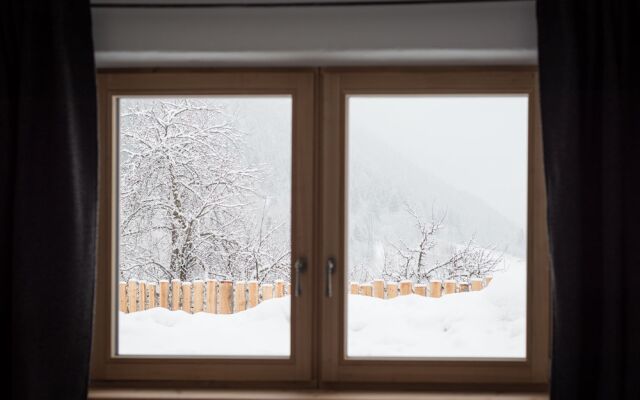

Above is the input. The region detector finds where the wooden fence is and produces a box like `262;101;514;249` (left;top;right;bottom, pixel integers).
350;277;493;299
120;276;494;314
119;279;291;314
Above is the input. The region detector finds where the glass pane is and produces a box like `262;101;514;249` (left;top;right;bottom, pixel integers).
346;95;528;359
116;96;292;357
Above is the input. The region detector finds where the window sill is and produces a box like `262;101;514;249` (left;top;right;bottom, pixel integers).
88;389;548;400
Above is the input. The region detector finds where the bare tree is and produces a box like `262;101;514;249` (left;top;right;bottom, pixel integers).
216;198;291;283
350;262;376;283
119;99;289;282
378;205;504;283
446;238;505;281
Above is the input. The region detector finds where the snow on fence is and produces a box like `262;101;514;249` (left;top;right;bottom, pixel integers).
349;276;493;299
119;279;291;314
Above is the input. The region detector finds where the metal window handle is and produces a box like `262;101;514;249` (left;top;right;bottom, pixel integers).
294;257;307;297
326;257;336;297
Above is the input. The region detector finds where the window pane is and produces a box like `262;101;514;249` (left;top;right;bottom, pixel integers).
346;95;528;359
117;96;292;357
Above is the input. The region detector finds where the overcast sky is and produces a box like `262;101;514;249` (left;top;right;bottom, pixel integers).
348;95;529;229
119;95;527;229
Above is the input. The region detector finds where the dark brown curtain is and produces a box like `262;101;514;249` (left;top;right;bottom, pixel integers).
2;1;97;399
537;1;640;398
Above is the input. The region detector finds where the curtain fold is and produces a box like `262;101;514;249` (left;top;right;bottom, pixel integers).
3;1;98;399
537;1;640;398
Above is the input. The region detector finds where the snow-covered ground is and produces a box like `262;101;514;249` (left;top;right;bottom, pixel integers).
119;260;526;358
347;260;526;359
118;296;291;356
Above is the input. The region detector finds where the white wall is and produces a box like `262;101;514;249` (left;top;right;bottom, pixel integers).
92;1;537;67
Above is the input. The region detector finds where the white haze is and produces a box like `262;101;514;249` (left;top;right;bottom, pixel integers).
348;96;529;230
346;95;529;281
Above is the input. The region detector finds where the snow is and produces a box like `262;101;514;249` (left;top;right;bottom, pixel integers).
118;296;291;356
347;260;526;359
119;260;525;358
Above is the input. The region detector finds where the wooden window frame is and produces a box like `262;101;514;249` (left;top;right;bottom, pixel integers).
92;70;316;384
92;67;549;391
318;68;550;389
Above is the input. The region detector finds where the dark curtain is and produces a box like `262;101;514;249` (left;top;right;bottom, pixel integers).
2;1;97;399
537;1;640;398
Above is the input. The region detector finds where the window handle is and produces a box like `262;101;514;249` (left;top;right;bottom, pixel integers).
326;257;336;298
294;257;307;297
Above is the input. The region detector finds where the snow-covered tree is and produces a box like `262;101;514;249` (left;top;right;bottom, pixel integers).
118;99;289;282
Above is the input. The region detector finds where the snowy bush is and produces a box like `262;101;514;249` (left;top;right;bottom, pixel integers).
353;205;505;284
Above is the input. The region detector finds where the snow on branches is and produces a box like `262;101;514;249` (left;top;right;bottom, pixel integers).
119;98;290;283
377;204;505;283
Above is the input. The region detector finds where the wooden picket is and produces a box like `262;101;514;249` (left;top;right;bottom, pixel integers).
372;279;385;298
159;280;169;308
387;282;398;298
219;280;233;314
171;279;181;311
118;275;493;314
193;280;204;313
275;280;285;298
234;281;247;312
181;282;191;313
148;283;157;308
248;281;259;308
206;279;217;313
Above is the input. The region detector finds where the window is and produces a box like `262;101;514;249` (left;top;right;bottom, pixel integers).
345;94;528;359
320;69;549;385
117;95;293;357
93;71;315;381
93;69;549;388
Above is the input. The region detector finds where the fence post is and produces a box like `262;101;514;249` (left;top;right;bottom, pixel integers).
399;280;412;295
360;283;373;296
248;280;259;308
275;280;285;298
484;276;493;287
206;279;217;313
181;282;192;313
159;280;169;308
350;282;360;295
127;279;138;313
459;281;469;292
444;279;456;294
414;283;427;296
372;279;385;299
444;279;456;295
471;278;483;291
119;281;127;313
148;283;157;308
171;279;181;311
235;281;247;312
193;280;204;313
387;282;398;298
429;280;442;298
262;284;274;301
138;281;146;311
219;280;233;314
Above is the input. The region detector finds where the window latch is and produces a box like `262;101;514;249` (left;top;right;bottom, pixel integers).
326;257;336;298
294;257;307;297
